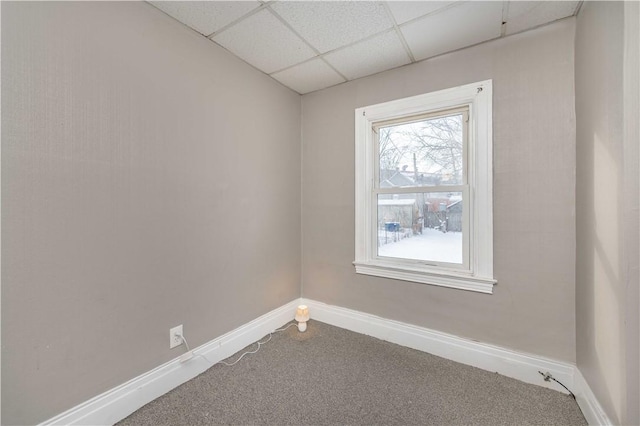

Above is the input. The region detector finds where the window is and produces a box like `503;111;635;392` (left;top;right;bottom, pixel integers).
354;80;495;293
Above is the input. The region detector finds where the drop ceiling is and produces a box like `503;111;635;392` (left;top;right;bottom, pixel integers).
149;1;582;94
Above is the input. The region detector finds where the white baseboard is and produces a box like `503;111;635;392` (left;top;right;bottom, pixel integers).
40;297;612;426
301;298;612;426
573;369;613;426
40;299;301;426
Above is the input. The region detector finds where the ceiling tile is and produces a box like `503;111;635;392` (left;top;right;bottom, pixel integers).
150;1;260;36
213;9;316;74
386;1;457;25
271;59;345;94
270;1;393;53
400;1;503;61
324;30;411;80
505;1;579;35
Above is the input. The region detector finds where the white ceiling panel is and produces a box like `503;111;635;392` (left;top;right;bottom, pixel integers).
150;1;260;36
506;1;579;35
270;1;393;53
149;1;581;95
213;9;316;74
386;1;457;25
271;59;345;94
325;30;411;80
401;1;504;61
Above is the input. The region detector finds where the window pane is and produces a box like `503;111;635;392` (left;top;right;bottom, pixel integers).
377;192;463;264
378;113;464;187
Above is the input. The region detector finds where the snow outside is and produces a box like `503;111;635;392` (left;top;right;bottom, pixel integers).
378;228;462;264
377;110;465;265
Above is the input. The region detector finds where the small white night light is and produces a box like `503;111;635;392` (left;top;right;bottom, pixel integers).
295;305;310;332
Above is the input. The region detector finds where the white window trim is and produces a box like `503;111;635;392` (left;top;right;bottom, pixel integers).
354;80;496;294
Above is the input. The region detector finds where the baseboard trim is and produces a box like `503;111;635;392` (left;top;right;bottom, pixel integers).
40;297;612;426
573;369;612;426
301;298;612;425
40;299;300;426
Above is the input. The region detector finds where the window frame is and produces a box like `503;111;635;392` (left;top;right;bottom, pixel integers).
354;80;496;294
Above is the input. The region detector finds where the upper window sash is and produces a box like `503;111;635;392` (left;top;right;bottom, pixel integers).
371;105;469;188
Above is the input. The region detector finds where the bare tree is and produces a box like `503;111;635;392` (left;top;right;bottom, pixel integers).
400;115;463;183
378;127;405;173
379;114;463;184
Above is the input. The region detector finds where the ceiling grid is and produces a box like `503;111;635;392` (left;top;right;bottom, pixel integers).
149;0;582;95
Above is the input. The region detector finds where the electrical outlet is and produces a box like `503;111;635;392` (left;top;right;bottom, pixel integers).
169;325;183;349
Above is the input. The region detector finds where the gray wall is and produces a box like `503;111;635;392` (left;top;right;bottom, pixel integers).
4;1;638;424
302;19;577;362
575;2;640;424
1;2;301;424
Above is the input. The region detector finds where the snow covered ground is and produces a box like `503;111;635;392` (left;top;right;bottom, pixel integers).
378;228;462;264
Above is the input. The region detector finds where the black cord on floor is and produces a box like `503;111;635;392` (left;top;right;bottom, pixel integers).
538;371;576;400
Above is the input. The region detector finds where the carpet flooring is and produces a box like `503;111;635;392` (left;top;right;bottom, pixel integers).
118;321;587;425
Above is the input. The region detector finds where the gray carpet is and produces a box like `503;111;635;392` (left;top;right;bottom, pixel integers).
118;321;587;425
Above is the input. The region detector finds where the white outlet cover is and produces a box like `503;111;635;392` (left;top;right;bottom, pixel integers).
169;325;183;349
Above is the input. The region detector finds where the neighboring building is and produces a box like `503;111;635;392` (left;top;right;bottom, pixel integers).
378;198;417;229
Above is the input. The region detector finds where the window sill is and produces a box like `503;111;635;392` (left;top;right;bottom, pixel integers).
353;261;496;294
